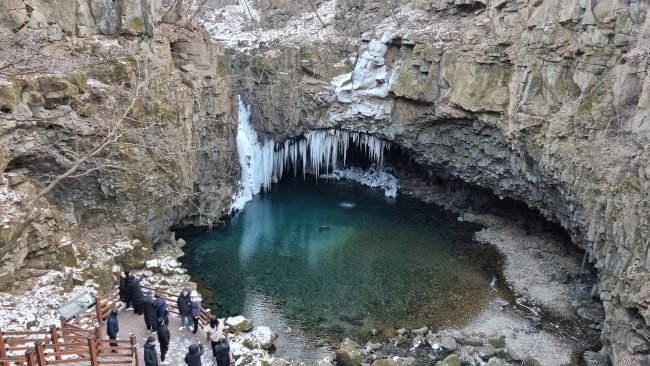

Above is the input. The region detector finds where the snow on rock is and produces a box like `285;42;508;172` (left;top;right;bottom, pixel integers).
242;326;278;349
0;178;27;226
321;167;399;197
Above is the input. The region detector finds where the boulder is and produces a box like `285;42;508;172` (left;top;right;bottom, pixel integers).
440;336;457;351
0;145;11;173
488;337;506;349
522;356;541;366
243;326;278;349
478;345;496;360
583;351;608;366
395;357;416;366
225;316;254;333
372;359;398;366
437;354;460;366
335;338;362;366
486;358;506;366
411;326;429;336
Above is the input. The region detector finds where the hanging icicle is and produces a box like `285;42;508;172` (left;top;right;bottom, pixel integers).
232;97;393;211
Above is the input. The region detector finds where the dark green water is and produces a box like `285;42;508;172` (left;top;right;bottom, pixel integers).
180;178;505;362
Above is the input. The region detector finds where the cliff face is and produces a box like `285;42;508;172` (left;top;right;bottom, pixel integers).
222;0;650;363
0;0;238;290
1;0;650;363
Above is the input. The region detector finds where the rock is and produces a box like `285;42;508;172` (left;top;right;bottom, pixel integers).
395;357;416;366
436;354;460;366
242;326;278;349
411;326;429;335
440;336;457;351
317;361;333;366
267;358;291;366
372;359;398;366
478;345;496;360
335;338;362;366
627;334;650;353
0;145;10;173
505;347;523;362
486;358;507;366
340;311;364;325
366;341;382;351
225;316;254;333
488;337;506;349
458;336;484;347
395;327;407;336
583;351;608;366
522;356;542;366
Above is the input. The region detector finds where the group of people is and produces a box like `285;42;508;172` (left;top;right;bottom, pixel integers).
112;269;234;366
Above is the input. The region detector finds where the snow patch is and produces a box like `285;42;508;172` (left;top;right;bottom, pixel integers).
322;167;399;197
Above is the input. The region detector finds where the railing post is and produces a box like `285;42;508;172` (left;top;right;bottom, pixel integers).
50;324;61;360
25;350;37;366
0;330;7;362
34;341;46;366
59;316;67;328
94;325;101;340
95;297;103;325
129;334;139;366
88;335;98;366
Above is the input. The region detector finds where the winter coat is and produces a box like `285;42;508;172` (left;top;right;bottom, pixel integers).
106;313;119;338
118;273;129;302
157;323;170;350
190;296;202;318
144;298;158;329
143;342;159;366
208;322;225;342
184;343;205;366
127;274;145;305
213;341;231;366
177;293;192;316
155;297;169;321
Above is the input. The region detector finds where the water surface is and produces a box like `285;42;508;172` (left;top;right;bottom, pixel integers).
180;178;505;362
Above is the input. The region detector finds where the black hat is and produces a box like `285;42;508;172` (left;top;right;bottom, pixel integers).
147;336;155;343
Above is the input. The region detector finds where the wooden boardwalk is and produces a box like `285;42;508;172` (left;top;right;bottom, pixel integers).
101;310;217;366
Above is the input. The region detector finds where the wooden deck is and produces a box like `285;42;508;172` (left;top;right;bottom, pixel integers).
101;310;217;366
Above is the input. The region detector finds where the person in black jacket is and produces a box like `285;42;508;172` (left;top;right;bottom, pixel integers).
177;288;192;331
213;338;231;366
184;343;204;366
154;291;169;325
143;336;159;366
143;292;158;332
106;309;119;349
156;318;170;365
118;269;131;310
127;273;146;314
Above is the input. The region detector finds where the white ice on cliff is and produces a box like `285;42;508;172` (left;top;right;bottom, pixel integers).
232;96;395;210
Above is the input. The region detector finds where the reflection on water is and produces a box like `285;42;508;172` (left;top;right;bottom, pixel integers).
180;178;505;363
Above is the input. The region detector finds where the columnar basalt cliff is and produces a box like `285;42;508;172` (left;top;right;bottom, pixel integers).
1;0;650;364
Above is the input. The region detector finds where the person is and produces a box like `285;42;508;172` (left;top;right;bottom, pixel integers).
118;269;131;310
207;316;224;356
177;288;192;331
143;336;159;366
190;290;202;334
156;317;170;365
144;291;158;332
212;337;232;366
127;272;146;314
184;342;204;366
106;309;119;350
154;290;169;325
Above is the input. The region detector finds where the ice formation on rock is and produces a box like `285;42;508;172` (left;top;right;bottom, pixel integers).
321;167;398;198
232;97;394;210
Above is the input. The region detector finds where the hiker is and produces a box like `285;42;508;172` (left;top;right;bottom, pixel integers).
207;316;224;356
106;309;119;349
212;337;232;366
184;342;205;366
154;290;169;325
156;318;170;365
143;336;159;366
127;272;146;315
144;291;158;332
177;288;192;331
118;269;131;310
190;290;202;334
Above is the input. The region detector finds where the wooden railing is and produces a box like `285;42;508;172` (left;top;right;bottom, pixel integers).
0;324;137;366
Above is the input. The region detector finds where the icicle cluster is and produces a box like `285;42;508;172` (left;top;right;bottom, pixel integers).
232;97;393;210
